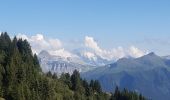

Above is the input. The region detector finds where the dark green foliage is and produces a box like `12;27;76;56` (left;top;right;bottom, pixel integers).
0;32;147;100
71;70;81;91
110;86;146;100
93;80;102;93
60;73;72;89
89;80;102;93
82;79;91;96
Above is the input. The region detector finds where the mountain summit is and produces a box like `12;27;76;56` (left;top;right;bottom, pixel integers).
82;52;170;100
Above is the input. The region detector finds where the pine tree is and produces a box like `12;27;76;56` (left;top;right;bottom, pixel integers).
82;79;91;96
71;70;81;91
93;80;102;93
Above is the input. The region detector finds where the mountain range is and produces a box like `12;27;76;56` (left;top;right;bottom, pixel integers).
38;50;170;100
81;52;170;100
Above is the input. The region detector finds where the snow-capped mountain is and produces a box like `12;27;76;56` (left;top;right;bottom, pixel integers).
72;49;113;66
38;50;97;75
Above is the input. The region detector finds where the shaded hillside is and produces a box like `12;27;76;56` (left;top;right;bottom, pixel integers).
82;52;170;100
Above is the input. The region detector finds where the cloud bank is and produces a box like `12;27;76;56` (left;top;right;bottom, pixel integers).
17;34;147;61
84;36;146;60
17;34;74;58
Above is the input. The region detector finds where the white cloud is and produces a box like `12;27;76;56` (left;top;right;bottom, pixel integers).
17;34;29;40
85;36;102;53
128;46;145;58
48;39;62;50
82;51;97;61
17;33;72;58
49;48;73;58
110;46;126;59
84;36;146;60
31;34;44;41
84;36;111;60
17;34;147;61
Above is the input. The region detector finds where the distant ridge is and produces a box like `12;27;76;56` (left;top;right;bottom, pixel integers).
82;52;170;100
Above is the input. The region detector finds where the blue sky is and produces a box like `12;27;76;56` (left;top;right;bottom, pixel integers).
0;0;170;56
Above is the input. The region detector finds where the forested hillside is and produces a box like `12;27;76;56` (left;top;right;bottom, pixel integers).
0;32;146;100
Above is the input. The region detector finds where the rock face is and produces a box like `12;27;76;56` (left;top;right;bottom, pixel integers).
38;50;96;75
82;52;170;100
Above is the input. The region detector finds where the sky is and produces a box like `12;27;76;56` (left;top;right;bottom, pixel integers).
0;0;170;58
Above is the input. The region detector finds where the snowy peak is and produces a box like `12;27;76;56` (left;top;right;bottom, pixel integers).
38;50;96;75
73;49;113;66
